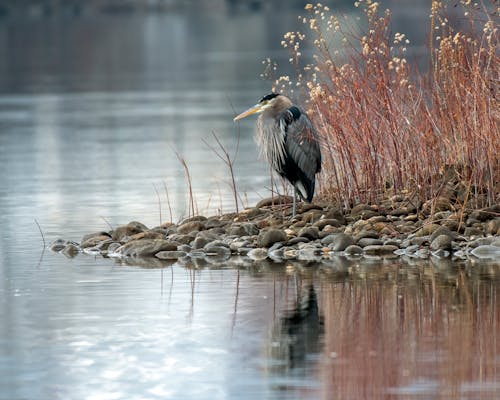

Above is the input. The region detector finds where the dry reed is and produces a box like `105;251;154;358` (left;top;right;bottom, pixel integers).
268;0;499;209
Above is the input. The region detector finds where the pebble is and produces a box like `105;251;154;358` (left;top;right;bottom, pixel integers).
430;234;453;251
156;250;187;260
344;245;363;255
258;229;287;247
329;233;354;251
247;248;269;261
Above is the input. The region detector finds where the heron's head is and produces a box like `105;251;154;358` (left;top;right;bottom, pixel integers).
234;93;288;121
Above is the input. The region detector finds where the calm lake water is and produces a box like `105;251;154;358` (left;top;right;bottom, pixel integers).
0;3;499;399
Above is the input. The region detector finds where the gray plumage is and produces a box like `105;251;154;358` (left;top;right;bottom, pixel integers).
234;93;322;215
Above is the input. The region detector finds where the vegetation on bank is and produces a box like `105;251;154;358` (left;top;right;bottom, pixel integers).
265;0;499;211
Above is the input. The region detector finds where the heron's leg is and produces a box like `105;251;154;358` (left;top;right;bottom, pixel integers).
292;187;297;218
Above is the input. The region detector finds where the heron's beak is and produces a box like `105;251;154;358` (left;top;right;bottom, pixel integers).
233;104;264;121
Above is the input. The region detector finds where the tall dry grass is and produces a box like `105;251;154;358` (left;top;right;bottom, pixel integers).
268;0;499;209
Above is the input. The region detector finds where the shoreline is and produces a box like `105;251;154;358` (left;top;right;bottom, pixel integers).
50;195;500;265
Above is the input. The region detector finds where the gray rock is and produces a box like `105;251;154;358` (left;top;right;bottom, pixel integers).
107;242;121;253
247;248;269;261
357;237;383;247
297;247;322;261
268;248;285;261
49;239;68;252
363;244;399;256
177;221;205;234
179;215;208;224
81;234;112;248
156;250;187;260
431;249;450;258
178;244;192;253
111;221;148;242
313;219;342;229
344;245;363;255
204;245;231;258
485;219;500;235
258;229;287;247
61;243;80;258
330;233;355;252
81;231;111;246
116;239;177;258
429;226;456;242
430;234;453;251
288;237;310;245
470;245;500;259
320;234;337;245
192;236;209;250
415;248;430;259
297;226;320;240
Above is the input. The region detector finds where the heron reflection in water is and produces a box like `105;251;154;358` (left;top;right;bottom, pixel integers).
234;93;322;217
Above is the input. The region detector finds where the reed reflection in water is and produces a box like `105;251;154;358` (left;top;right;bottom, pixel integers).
261;259;499;399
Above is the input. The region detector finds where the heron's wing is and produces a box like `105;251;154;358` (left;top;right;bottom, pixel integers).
280;106;322;181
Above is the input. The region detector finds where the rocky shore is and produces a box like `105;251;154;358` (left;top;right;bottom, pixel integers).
50;195;500;265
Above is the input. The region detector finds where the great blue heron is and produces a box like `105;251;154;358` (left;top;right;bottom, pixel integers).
234;93;322;216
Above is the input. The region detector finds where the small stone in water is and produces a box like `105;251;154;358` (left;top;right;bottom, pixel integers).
155;250;187;260
247;248;268;261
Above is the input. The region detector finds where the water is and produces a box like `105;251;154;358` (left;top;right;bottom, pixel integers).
1;3;499;399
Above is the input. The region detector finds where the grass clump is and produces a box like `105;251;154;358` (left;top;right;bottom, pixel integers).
267;0;499;210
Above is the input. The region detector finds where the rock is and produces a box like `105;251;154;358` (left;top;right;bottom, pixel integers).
464;227;483;237
169;234;195;245
297;226;320;240
329;233;355;252
313;219;342;229
112;222;148;242
258;229;287;247
128;231;165;241
268;248;285;261
430;234;453;251
81;231;111;246
431;249;450;258
485;219;500;235
470;245;500;259
301;210;323;223
363;245;398;256
178;244;192;253
357;237;384;247
204;244;231;258
179;215;208;224
155;250;187;260
415;224;441;237
49;239;68;252
177;221;205;234
192;236;209;250
429;226;456;242
415;248;430;258
107;242;121;254
247;248;269;261
470;206;499;222
410;236;430;246
116;239;177;258
344;245;363;255
422;197;454;215
288;237;310;245
228;223;259;236
256;196;293;208
297;247;322;261
239;207;263;219
61;243;80;258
